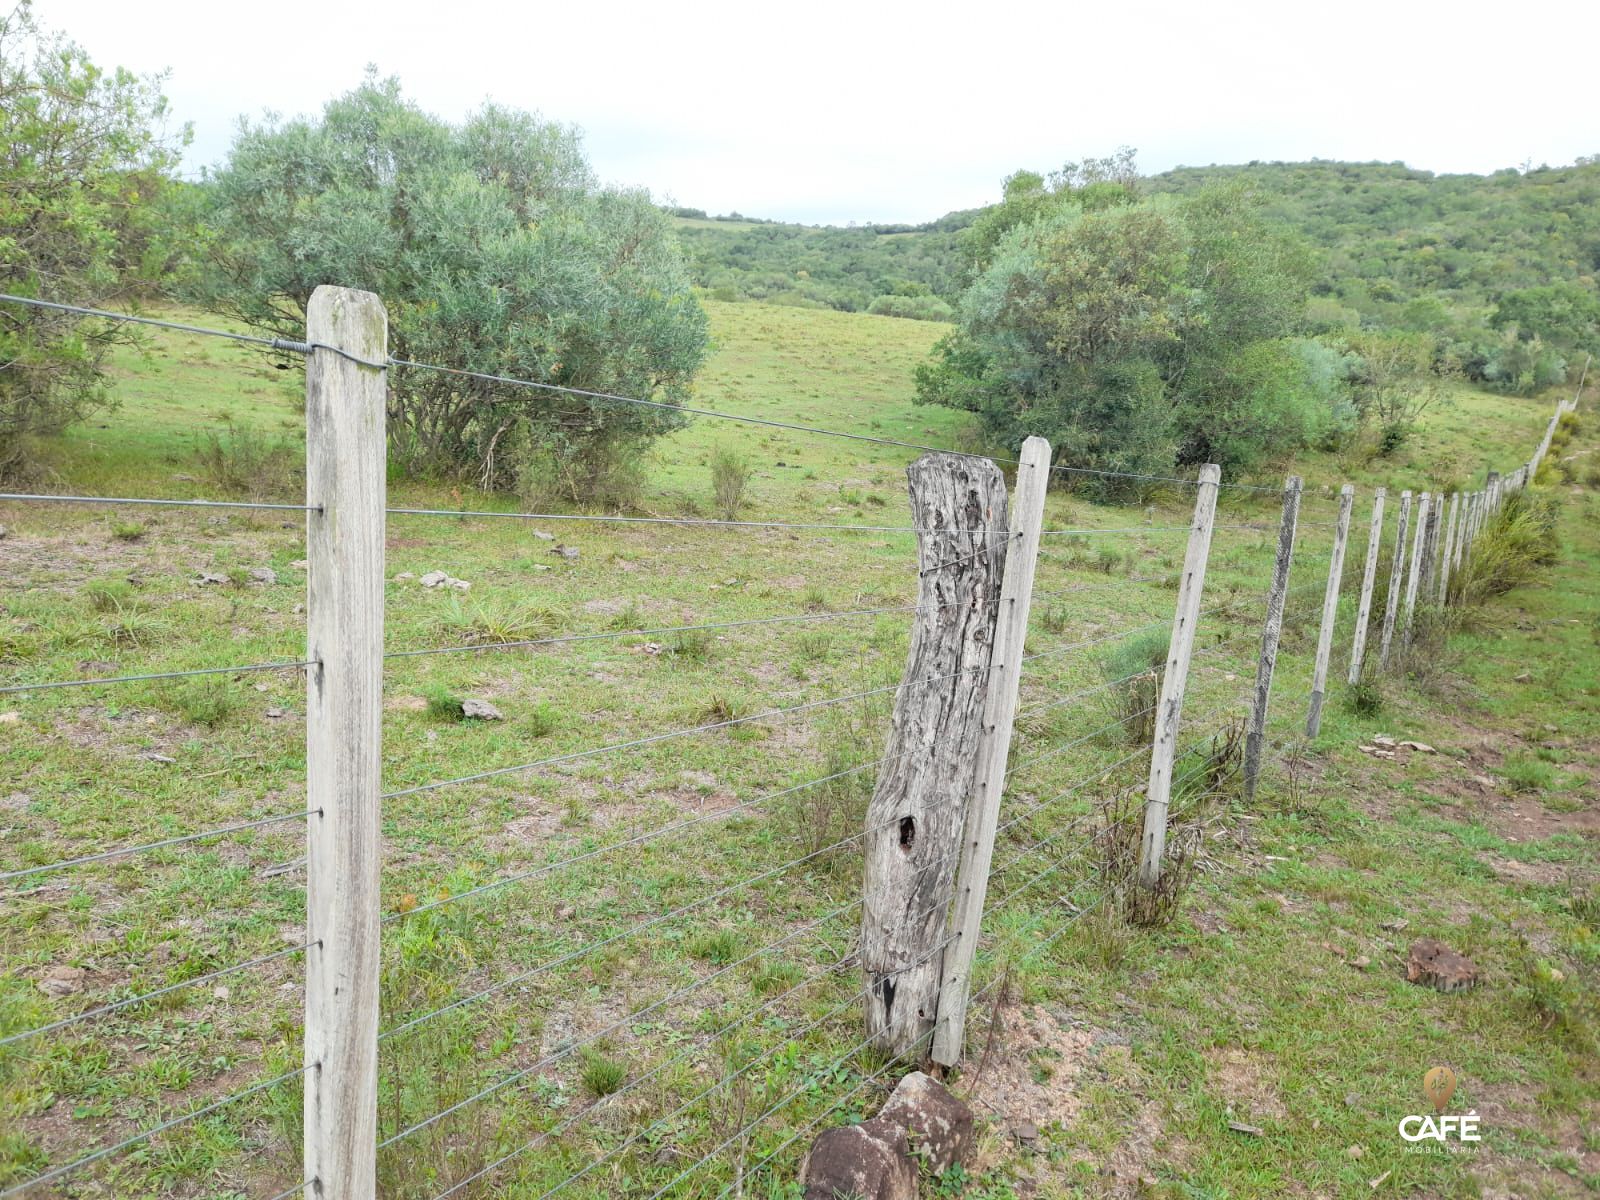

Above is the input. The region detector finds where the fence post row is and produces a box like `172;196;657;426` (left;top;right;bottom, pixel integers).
303;286;387;1200
1346;486;1385;686
861;452;1012;1059
1378;489;1412;669
1137;463;1221;889
1242;475;1302;802
932;436;1050;1067
1305;484;1354;737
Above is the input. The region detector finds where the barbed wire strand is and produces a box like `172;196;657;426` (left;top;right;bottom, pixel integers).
0;940;317;1048
389;506;1006;536
0;492;315;513
381;662;994;801
0;659;316;697
0;1062;315;1198
2;810;314;883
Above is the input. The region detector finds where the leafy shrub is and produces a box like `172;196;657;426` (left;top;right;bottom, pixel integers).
709;445;752;521
866;293;955;322
193;421;303;501
1096;630;1168;745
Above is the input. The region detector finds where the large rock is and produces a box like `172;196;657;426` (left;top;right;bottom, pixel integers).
877;1071;976;1174
800;1117;917;1200
1406;938;1481;993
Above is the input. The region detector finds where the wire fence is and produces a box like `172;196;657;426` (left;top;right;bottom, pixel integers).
0;286;1578;1199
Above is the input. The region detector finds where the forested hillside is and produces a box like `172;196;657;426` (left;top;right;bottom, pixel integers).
673;158;1600;341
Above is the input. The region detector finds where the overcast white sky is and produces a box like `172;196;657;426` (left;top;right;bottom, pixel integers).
40;0;1600;225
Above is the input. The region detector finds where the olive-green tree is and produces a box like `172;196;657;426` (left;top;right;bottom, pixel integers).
200;75;708;504
0;2;187;481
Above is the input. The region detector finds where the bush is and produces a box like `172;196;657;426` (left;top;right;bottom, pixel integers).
1451;491;1559;605
193;421;303;501
201;75;708;501
0;5;187;483
709;445;752;521
866;294;955;322
1096;629;1169;745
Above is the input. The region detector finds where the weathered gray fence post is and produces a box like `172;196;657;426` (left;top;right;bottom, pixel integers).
1437;493;1459;603
1242;475;1301;803
1485;471;1500;517
1347;487;1385;685
1416;492;1441;604
862;452;1010;1059
1401;491;1430;645
932;436;1050;1067
1137;464;1221;889
1377;490;1411;670
1306;484;1354;737
304;286;387;1200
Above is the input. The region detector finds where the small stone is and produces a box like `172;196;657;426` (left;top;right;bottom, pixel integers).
212;985;230;1001
877;1071;975;1173
555;904;576;920
138;751;177;764
265;707;287;719
461;698;503;721
289;559;308;570
1397;740;1436;754
0;712;19;725
248;566;278;585
800;1119;916;1200
1380;918;1409;932
531;531;555;541
197;571;229;585
1348;955;1372;970
552;545;580;560
1014;1121;1040;1143
394;572;416;582
38;965;86;997
1406;938;1481;993
1347;1144;1365;1160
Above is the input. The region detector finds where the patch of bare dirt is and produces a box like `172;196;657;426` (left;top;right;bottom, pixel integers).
1205;1046;1289;1123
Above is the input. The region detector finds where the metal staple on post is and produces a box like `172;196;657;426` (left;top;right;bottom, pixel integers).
1377;490;1411;670
1346;487;1385;686
1136;463;1221;888
1243;475;1302;802
932;436;1051;1068
303;286;387;1200
1306;484;1354;737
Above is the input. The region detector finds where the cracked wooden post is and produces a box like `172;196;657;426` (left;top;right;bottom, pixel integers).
1401;491;1430;645
1485;471;1500;517
304;285;386;1200
1242;475;1301;804
932;436;1050;1068
1454;491;1475;578
862;451;1010;1059
1306;484;1354;738
1347;487;1385;685
1377;490;1411;670
1137;464;1220;889
1416;491;1441;604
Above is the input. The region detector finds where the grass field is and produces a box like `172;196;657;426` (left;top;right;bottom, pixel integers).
1;300;1594;1199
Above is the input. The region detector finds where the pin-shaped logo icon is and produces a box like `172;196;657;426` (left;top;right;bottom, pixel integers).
1422;1066;1457;1114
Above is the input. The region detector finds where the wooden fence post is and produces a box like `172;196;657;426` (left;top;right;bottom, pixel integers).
862;452;1010;1059
1346;487;1385;686
304;286;386;1200
1242;475;1301;803
1377;490;1411;670
1417;492;1441;604
1485;471;1500;517
1436;493;1459;604
1137;464;1221;889
931;436;1050;1068
1306;484;1354;737
1401;491;1430;645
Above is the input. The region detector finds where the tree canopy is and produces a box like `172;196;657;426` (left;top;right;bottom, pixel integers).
0;1;187;481
200;75;708;502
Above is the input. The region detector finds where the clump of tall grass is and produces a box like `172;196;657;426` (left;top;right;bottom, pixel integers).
710;445;753;521
1450;491;1559;607
1096;629;1168;745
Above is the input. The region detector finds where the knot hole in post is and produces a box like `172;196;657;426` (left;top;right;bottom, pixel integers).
899;816;916;852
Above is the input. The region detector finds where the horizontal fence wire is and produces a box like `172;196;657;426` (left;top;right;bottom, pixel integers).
389;505;1006;535
384;597;986;663
386;356;1021;465
0;940;317;1048
1;809;313;883
383;757;883;925
380;662;995;801
0;1062;315;1198
0;659;317;697
0;491;315;513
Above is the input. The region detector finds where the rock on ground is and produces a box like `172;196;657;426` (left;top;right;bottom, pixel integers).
877;1071;975;1174
800;1118;917;1200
